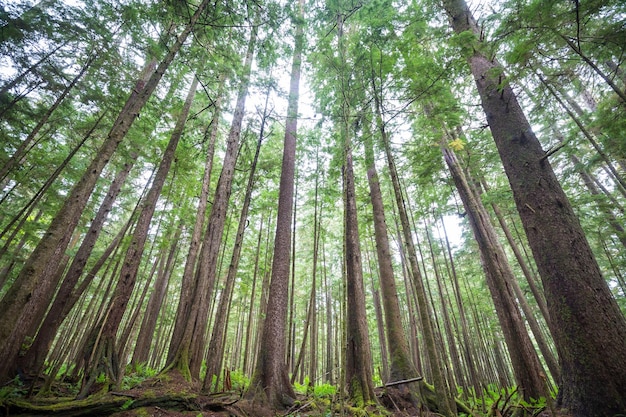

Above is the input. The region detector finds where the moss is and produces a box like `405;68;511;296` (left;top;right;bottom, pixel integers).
347;405;368;416
350;378;365;407
134;407;150;417
5;393;125;413
142;389;156;399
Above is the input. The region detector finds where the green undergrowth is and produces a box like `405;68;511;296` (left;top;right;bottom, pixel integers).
458;384;552;416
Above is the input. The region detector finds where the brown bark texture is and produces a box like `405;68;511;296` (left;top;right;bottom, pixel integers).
245;1;303;407
203;102;265;391
364;131;419;386
442;0;626;414
343;145;377;406
443;146;548;401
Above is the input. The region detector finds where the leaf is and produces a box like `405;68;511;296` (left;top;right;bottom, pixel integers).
449;138;465;151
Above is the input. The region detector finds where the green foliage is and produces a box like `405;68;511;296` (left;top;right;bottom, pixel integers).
120;398;134;410
461;385;550;416
294;378;337;398
229;370;250;391
0;378;26;400
121;364;158;391
313;383;337;398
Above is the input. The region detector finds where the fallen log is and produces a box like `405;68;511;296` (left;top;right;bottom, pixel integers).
3;393;202;416
378;376;424;388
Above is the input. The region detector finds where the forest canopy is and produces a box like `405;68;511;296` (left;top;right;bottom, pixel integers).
0;0;625;416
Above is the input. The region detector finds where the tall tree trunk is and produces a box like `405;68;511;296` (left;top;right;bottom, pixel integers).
439;216;483;400
291;167;320;385
478;178;551;324
323;243;334;385
425;223;463;389
375;81;456;416
78;73;198;396
308;174;320;387
443;146;549;401
477;180;560;382
165;19;257;381
343;138;376;406
0;0;211;383
131;221;182;366
441;0;626;413
18;151;138;377
167;74;225;363
245;1;303;408
203;91;266;392
363;118;419;398
242;215;264;376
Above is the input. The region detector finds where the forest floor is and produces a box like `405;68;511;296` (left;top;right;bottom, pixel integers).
0;369;441;417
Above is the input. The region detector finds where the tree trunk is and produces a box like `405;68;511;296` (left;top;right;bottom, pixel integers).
131;222;182;366
245;1;302;408
165;19;257;381
291;169;320;385
323;244;334;385
18;151;138;377
343;138;376;406
363;121;419;394
441;0;626;413
376;83;456;416
78;72;198;396
439;216;483;400
443;146;548;401
203;92;266;392
167;74;224;364
242;215;264;376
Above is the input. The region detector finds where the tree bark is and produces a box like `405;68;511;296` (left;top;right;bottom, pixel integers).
245;1;302;408
443;146;548;401
363;120;420;395
343;139;376;406
441;0;626;413
18;151;138;377
78;72;198;396
131;222;182;366
376;82;456;416
167;74;224;364
203;91;266;392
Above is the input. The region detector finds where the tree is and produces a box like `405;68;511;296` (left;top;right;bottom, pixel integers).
441;0;626;414
442;143;548;401
363;111;420;396
77;71;199;397
245;0;303;408
0;0;212;382
165;9;258;381
334;10;377;406
203;84;268;392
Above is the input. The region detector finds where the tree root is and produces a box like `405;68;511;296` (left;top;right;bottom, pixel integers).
1;391;230;416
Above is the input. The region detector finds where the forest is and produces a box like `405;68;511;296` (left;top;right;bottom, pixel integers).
0;0;625;416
